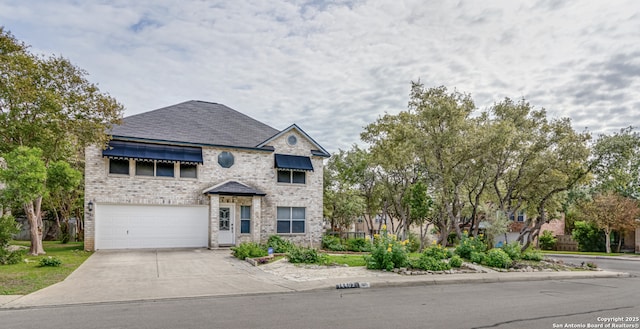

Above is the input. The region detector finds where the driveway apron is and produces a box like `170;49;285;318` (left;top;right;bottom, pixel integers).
5;249;292;308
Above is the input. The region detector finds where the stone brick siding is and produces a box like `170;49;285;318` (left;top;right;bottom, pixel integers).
84;128;324;251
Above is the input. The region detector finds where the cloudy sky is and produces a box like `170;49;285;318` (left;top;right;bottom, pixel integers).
1;0;638;153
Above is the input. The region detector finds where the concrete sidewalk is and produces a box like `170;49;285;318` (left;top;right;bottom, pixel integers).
0;249;631;309
544;253;640;261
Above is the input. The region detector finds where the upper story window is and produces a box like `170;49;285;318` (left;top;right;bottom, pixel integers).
274;154;313;184
287;135;297;146
104;140;203;178
109;159;130;175
277;170;306;184
509;211;526;222
135;160;175;177
180;163;198;178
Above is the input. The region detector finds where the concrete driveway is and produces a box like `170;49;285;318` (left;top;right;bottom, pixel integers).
4;249;292;308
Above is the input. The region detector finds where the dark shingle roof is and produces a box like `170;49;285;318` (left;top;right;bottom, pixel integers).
110;101;280;148
204;181;266;196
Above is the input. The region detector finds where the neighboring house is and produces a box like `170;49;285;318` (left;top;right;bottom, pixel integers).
84;101;330;251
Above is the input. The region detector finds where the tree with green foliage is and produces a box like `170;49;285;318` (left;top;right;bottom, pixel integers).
46;160;83;243
362;110;422;238
591;127;640;199
572;220;605;252
0;147;47;255
408;83;478;244
323;154;364;232
482;98;591;250
0;28;123;254
578;192;639;253
403;180;433;250
323;146;378;233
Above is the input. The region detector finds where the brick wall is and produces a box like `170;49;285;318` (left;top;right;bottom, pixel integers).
84;128;324;250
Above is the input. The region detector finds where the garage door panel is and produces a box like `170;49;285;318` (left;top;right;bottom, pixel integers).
96;204;209;249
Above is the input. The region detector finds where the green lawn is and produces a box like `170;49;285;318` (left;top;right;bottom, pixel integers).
1;241;92;295
322;254;367;267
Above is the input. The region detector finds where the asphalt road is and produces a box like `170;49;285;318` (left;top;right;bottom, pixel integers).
2;276;639;329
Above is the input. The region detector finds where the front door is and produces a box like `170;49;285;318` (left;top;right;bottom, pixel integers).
218;204;235;245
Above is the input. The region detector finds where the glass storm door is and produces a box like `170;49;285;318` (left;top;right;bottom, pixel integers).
218;205;235;245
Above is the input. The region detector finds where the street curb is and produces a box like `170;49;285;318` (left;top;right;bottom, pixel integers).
0;271;630;310
289;270;631;292
372;272;631;289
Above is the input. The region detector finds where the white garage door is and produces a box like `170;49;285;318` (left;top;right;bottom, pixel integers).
95;204;209;249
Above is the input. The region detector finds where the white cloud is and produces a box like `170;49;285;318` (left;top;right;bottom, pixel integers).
1;0;639;152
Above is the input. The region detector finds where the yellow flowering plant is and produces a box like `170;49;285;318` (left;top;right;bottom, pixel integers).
365;226;408;271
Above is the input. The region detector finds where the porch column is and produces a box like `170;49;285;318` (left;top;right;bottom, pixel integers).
252;195;262;243
210;194;220;248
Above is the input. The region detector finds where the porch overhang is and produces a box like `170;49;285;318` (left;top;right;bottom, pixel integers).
203;181;266;197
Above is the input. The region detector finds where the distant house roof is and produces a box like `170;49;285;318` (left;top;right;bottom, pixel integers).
110;100;280;149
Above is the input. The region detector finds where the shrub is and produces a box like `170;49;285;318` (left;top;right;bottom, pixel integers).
287;246;326;264
406;233;420;253
572;221;605;252
39;256;62;267
345;238;372;252
484;248;512;268
538;230;557;250
455;234;487;259
423;245;452;260
321;235;344;251
0;215;22;265
231;242;268;260
522;249;544;261
501;242;522;261
470;251;486;264
449;255;463;268
0;215;19;247
365;225;408;271
411;254;451;271
266;235;295;253
0;248;25;265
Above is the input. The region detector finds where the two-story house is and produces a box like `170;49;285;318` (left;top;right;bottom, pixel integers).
83;100;329;251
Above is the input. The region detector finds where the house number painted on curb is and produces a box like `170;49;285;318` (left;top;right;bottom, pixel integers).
336;282;370;289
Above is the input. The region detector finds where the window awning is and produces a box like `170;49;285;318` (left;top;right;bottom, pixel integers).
103;140;203;164
274;154;314;171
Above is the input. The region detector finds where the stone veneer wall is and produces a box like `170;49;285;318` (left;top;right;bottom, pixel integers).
84;129;324;250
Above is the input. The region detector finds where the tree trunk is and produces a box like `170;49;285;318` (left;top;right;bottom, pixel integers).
604;230;611;253
616;232;622;253
437;223;450;246
24;197;46;255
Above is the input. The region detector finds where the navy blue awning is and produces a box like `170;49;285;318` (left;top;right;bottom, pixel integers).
103;141;203;164
274;154;314;171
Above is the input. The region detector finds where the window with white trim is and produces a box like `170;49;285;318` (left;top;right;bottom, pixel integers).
509;211;526;222
277;207;305;234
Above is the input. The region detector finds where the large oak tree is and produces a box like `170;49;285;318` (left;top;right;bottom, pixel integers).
0;28;123;255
